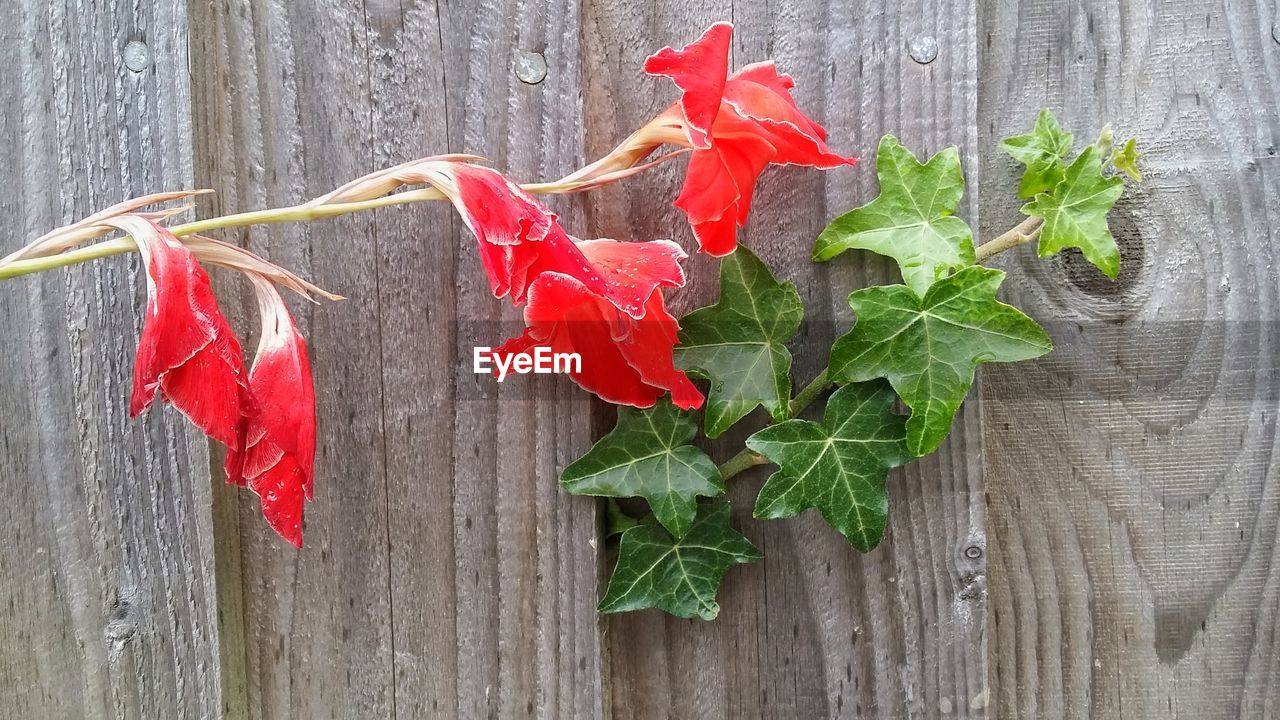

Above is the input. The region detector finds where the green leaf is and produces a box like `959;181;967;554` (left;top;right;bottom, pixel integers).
599;502;761;620
1022;146;1126;279
561;401;723;538
812;135;974;297
829;266;1052;456
1110;137;1143;182
747;381;910;551
1000;109;1074;198
675;247;803;438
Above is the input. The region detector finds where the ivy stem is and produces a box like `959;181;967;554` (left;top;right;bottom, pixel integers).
974;216;1043;261
604;498;641;536
717;368;833;481
718;448;769;481
787;368;831;417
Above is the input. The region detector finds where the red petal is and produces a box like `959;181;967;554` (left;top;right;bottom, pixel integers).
158;332;249;450
444;163;665;318
723;62;856;169
124;219;249;452
249;455;307;548
447;163;558;301
513;274;667;407
674;121;776;256
574;238;687;298
500;271;702;409
688;216;742;259
240;277;317;545
615;292;704;410
642;30;856;255
643;22;732;149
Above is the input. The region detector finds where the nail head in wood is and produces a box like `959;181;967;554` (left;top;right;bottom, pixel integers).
909;35;938;64
514;51;548;85
123;41;152;73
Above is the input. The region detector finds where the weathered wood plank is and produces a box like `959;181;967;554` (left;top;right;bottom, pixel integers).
0;1;223;718
979;0;1280;717
585;3;987;717
191;2;402;716
187;0;606;717
437;2;606;718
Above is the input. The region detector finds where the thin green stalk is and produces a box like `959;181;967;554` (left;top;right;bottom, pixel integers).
0;238;138;280
0;150;692;282
170;188;452;236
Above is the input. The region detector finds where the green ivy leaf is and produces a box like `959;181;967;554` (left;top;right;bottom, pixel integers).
1110;137;1143;182
1000;109;1074;198
812;135;974;297
599;502;761;620
829;266;1052;456
1023;146;1126;279
675;247;803;438
746;381;910;551
561;401;723;538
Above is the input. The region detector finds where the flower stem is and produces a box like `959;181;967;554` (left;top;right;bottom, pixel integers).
0;191;450;280
0;238;138;280
0;158;690;283
974;216;1043;261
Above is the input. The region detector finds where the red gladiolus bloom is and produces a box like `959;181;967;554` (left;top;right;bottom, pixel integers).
297;158;704;408
415;162;701;407
231;275;317;547
568;22;856;256
644;22;857;255
108;216;251;470
491;238;703;410
434;162;674;319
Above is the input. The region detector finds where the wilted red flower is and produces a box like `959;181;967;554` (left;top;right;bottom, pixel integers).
228;275;317;547
106;216;251;470
25;201;337;548
563;22;856;256
492;237;703;409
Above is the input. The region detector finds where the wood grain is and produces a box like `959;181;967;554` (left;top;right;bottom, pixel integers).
8;1;1279;718
187;0;606;717
583;2;988;717
0;1;223;718
979;0;1280;717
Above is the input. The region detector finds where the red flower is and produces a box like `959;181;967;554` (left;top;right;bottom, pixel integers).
492;238;703;410
298;158;704;408
431;162;680;320
107;216;251;471
569;22;857;256
417;162;702;408
230;275;317;547
108;216;322;547
645;22;857;255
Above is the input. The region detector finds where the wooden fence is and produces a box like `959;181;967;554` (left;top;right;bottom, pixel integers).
2;0;1277;717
